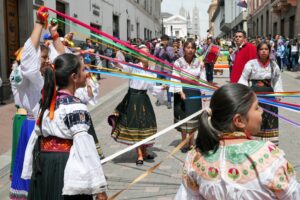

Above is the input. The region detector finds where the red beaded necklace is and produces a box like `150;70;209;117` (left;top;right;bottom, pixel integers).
257;58;270;68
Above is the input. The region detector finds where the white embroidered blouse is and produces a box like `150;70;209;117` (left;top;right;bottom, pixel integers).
238;59;283;92
170;57;206;93
175;141;300;200
22;95;107;195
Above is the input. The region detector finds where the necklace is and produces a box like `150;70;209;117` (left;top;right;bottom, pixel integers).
220;132;251;140
257;58;270;68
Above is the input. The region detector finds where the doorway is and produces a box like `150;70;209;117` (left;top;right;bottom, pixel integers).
5;0;19;77
56;1;66;37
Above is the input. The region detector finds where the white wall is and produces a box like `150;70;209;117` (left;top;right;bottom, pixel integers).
213;8;223;37
38;0;161;41
164;23;187;38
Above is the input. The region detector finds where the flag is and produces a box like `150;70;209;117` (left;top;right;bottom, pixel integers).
237;0;247;8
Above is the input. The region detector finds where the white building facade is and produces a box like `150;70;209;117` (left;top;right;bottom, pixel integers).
163;15;188;38
211;0;247;38
36;0;162;41
0;0;163;100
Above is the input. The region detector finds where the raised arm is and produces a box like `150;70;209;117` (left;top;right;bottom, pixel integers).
48;22;65;55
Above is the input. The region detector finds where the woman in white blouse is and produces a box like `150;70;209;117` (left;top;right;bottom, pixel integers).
22;53;107;200
111;45;164;166
238;41;283;146
171;38;207;153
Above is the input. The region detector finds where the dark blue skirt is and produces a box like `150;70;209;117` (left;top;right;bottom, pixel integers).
10;118;35;199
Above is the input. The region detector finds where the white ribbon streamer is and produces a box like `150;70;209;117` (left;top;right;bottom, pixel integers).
101;109;204;164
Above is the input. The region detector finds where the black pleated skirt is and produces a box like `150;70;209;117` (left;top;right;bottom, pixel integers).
251;80;279;145
28;138;93;200
111;88;157;146
174;88;202;133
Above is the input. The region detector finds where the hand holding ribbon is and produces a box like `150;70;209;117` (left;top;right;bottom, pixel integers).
37;6;49;29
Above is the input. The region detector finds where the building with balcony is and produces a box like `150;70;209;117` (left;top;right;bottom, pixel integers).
247;0;298;38
0;0;163;100
211;0;247;38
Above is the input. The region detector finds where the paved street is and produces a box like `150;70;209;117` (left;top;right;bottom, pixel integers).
0;70;300;199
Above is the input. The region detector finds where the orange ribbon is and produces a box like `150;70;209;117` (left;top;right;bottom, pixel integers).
49;64;56;120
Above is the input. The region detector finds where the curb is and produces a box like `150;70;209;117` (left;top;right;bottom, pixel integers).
0;150;11;179
0;84;128;178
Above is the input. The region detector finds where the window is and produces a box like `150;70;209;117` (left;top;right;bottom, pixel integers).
289;16;295;38
261;15;263;35
280;19;284;36
127;19;131;40
273;22;277;36
113;15;119;38
136;22;140;38
56;1;66;36
266;11;269;35
90;23;101;40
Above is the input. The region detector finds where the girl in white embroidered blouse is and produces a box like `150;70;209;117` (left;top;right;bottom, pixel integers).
238;42;283;146
23;54;108;200
175;84;299;200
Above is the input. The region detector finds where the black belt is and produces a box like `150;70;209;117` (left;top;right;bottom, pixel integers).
129;88;147;94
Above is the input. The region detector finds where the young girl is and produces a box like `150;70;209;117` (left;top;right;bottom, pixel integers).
9;11;66;199
22;53;107;200
238;42;283;145
175;84;299;199
111;45;163;166
170;38;206;153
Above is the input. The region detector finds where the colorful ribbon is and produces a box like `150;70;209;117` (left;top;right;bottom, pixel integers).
37;6;49;29
46;12;217;88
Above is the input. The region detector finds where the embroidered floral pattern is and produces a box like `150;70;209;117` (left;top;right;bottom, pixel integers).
225;141;265;164
228;168;240;180
208;167;219;178
268;144;279;155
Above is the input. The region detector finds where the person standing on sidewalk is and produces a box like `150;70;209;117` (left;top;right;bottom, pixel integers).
238;42;283;146
290;39;299;71
230;30;257;83
170;39;206;153
202;37;215;83
154;34;175;109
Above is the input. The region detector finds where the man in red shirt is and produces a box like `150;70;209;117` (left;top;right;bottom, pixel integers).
230;30;257;83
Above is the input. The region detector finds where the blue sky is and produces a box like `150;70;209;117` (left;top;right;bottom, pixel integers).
161;0;211;38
